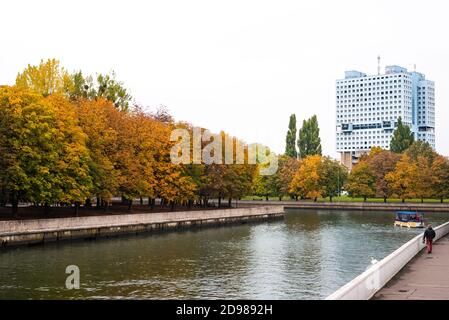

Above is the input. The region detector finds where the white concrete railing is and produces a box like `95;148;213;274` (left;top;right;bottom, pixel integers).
326;221;449;300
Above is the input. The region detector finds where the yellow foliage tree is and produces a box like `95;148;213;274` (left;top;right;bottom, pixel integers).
385;155;418;202
289;155;323;201
16;59;72;97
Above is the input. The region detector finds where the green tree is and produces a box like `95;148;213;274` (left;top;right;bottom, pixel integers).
405;140;436;164
254;167;282;201
90;72;132;112
285;114;297;158
345;162;375;201
390;117;414;153
320;157;348;202
298;115;322;158
0;87;92;216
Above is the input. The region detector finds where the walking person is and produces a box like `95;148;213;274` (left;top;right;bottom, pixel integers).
423;224;436;254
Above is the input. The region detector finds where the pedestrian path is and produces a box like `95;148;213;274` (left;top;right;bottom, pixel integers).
373;234;449;300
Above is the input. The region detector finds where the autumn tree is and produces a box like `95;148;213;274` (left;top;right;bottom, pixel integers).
344;162;375;201
414;156;433;202
431;155;449;203
278;155;300;199
0;86;92;216
385;155;418;202
290;155;323;201
365;149;400;202
390;117;414;153
75;98;120;207
15;59;72;97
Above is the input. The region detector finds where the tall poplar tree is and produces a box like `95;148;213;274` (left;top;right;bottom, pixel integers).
298;115;322;158
284;114;297;158
390;117;414;153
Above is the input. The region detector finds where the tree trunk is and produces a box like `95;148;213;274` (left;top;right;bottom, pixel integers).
85;198;92;207
128;199;132;211
11;194;19;218
44;203;50;215
314;197;317;202
96;196;101;210
330;196;333;202
188;199;192;209
441;197;444;204
265;196;269;201
421;198;424;203
140;197;143;205
228;197;232;208
384;197;387;203
218;197;222;208
170;201;175;211
402;198;405;203
75;202;79;217
295;195;298;201
364;196;367;202
279;196;282;201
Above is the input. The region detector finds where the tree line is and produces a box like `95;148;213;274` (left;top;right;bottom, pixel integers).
2;59;448;217
255;113;449;203
0;59;258;216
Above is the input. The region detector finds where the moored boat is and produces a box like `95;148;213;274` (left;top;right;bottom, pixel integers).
394;211;424;228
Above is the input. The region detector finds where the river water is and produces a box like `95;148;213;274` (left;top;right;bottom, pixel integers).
1;209;448;300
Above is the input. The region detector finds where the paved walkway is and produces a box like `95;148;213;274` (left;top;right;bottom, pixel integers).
373;234;449;300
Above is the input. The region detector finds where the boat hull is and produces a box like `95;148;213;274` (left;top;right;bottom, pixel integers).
394;220;424;228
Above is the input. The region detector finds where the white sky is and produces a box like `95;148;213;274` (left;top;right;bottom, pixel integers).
1;0;448;158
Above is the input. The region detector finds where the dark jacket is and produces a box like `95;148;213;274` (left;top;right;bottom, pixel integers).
423;228;436;241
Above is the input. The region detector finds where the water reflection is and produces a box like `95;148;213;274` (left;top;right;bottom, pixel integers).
0;209;448;299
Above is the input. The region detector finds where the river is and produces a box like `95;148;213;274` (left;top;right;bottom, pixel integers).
1;209;448;299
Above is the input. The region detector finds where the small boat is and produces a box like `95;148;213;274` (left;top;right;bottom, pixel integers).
394;211;424;228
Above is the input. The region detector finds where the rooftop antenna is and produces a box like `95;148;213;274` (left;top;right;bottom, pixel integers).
377;55;381;75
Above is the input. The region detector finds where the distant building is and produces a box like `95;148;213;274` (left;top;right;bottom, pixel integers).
336;65;435;169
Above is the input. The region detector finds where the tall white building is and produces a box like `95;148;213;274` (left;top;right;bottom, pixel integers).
336;65;435;169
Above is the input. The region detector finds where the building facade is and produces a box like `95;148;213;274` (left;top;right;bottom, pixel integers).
336;65;435;169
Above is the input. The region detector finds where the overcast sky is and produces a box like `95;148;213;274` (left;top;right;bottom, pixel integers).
1;0;448;158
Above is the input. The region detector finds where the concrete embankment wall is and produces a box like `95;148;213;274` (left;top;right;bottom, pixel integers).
326;221;449;300
0;206;284;247
238;200;449;212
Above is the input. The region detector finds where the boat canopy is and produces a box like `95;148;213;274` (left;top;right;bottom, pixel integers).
395;211;423;221
396;211;422;215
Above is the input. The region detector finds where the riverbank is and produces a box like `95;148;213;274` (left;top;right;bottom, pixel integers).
0;206;284;247
237;200;449;212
